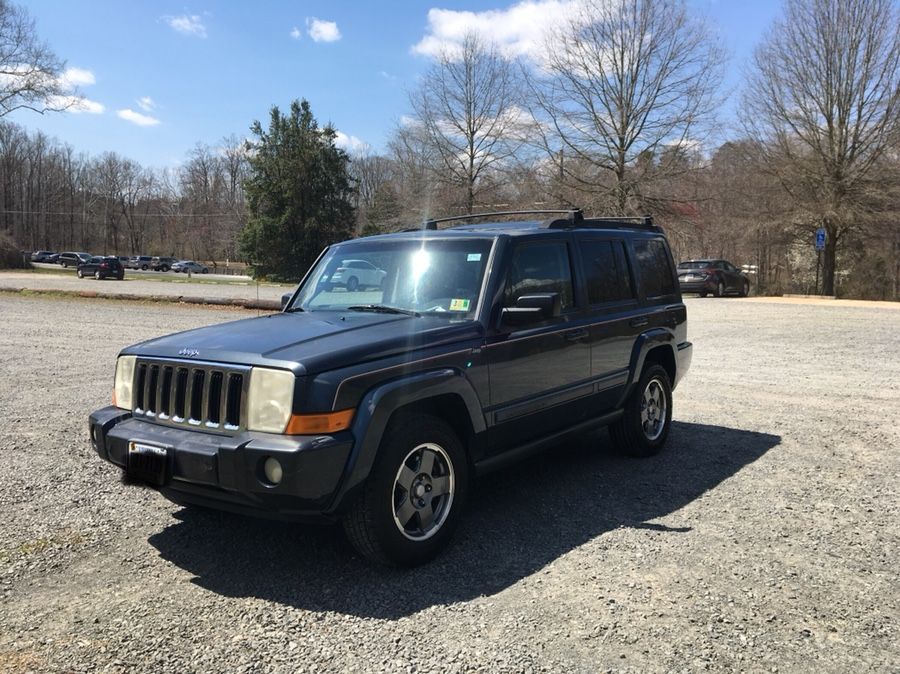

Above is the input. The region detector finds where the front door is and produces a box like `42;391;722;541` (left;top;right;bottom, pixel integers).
485;238;593;453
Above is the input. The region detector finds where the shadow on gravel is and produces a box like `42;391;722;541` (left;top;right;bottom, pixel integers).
148;422;779;618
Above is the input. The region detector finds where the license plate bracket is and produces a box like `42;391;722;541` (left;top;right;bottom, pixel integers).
126;442;170;486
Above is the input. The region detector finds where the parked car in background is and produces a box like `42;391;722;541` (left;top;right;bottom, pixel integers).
150;256;178;272
329;258;387;291
45;253;60;264
127;256;153;270
30;250;56;262
117;256;131;265
77;256;125;280
172;260;209;274
677;259;750;297
58;252;92;268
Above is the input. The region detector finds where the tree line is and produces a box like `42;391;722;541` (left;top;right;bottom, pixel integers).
1;0;898;298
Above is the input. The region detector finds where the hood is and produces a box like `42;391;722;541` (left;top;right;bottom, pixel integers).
123;311;484;374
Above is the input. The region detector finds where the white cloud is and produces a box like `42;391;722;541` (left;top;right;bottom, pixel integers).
290;26;302;40
334;131;368;154
412;1;580;62
137;96;156;112
165;14;207;38
59;67;96;88
117;109;161;127
306;17;341;43
46;95;105;114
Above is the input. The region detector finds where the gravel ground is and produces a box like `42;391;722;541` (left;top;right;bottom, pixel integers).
0;270;289;302
0;294;897;673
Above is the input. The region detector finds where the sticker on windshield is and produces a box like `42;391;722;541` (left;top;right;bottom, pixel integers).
449;298;471;311
466;253;482;262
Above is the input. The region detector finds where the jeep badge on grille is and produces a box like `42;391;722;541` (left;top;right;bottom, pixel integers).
178;348;199;357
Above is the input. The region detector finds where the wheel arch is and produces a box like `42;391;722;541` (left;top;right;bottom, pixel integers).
619;329;677;407
325;368;485;515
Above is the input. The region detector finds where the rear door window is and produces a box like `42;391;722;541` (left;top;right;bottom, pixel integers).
504;241;575;311
578;239;635;305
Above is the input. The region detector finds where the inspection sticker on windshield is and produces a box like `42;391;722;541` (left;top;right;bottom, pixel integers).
449;298;470;311
466;253;482;262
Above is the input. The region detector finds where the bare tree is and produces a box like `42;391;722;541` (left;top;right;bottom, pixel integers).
408;32;524;213
528;0;724;214
742;0;900;295
0;0;71;116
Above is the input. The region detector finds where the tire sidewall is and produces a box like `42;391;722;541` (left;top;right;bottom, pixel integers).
624;364;673;456
364;416;468;566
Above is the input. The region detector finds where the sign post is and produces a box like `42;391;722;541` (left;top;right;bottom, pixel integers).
815;228;826;294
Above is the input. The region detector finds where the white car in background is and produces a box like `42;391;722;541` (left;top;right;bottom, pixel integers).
172;260;209;274
330;259;387;291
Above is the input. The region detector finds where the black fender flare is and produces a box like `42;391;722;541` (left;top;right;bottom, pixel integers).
324;368;486;514
618;329;677;407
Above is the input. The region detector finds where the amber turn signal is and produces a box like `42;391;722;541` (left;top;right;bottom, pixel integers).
284;409;354;435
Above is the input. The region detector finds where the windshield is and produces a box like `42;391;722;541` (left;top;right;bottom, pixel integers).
677;261;712;270
291;238;494;317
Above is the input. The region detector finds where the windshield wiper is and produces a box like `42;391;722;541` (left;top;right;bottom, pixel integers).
347;304;420;317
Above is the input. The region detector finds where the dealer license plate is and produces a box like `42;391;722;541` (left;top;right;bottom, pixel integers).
127;442;169;486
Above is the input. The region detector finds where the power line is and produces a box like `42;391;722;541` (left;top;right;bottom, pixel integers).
0;209;238;218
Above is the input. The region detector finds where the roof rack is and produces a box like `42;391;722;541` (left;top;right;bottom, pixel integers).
405;209;658;232
545;214;657;231
421;209;580;230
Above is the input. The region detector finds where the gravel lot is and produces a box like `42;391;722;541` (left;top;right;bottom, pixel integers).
0;294;897;673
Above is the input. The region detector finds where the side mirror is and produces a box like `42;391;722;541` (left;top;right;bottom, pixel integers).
501;293;561;326
280;292;293;310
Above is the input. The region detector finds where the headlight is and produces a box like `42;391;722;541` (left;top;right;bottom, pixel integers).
247;367;295;433
114;355;137;410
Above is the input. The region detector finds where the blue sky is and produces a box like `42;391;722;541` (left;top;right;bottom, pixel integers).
13;0;783;169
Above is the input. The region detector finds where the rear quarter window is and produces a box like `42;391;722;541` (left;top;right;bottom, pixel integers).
632;238;676;299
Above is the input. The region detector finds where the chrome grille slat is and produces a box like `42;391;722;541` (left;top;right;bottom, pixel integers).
131;358;249;434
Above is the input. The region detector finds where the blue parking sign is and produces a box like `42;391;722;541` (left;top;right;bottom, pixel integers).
815;228;826;251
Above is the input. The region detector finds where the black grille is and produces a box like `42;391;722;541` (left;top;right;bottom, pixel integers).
133;359;247;433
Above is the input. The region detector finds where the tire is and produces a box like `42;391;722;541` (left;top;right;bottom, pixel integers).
94;270;101;280
343;414;468;567
77;269;84;279
62;263;68;268
161;266;169;272
715;280;725;297
740;280;749;297
346;276;359;292
141;265;148;271
201;268;208;274
699;291;707;298
609;364;673;457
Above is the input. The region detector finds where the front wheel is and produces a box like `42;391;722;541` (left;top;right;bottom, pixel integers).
94;270;101;280
715;280;725;297
77;269;84;278
609;364;673;457
740;280;749;297
343;414;468;566
346;276;359;292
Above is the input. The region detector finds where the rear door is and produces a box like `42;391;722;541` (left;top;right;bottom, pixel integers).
574;235;641;412
485;237;593;453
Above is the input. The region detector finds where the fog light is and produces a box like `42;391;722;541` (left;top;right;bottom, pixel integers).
263;457;283;485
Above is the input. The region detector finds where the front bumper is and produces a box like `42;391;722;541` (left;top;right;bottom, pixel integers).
89;406;353;522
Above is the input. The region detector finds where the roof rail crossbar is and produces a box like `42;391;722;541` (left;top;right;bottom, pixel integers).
546;214;657;231
421;209;582;230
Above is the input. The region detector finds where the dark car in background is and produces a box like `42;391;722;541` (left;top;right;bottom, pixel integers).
58;252;92;268
171;260;209;274
30;250;56;262
677;259;750;297
127;256;153;270
77;256;124;280
150;256;178;272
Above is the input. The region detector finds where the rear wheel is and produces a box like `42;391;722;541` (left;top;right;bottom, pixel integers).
201;268;208;274
346;276;359;292
77;269;84;278
740;280;749;297
609;364;673;457
343;414;468;566
94;270;101;280
715;280;725;297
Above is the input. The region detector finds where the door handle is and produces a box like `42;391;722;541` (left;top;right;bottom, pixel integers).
563;328;589;342
630;316;649;328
